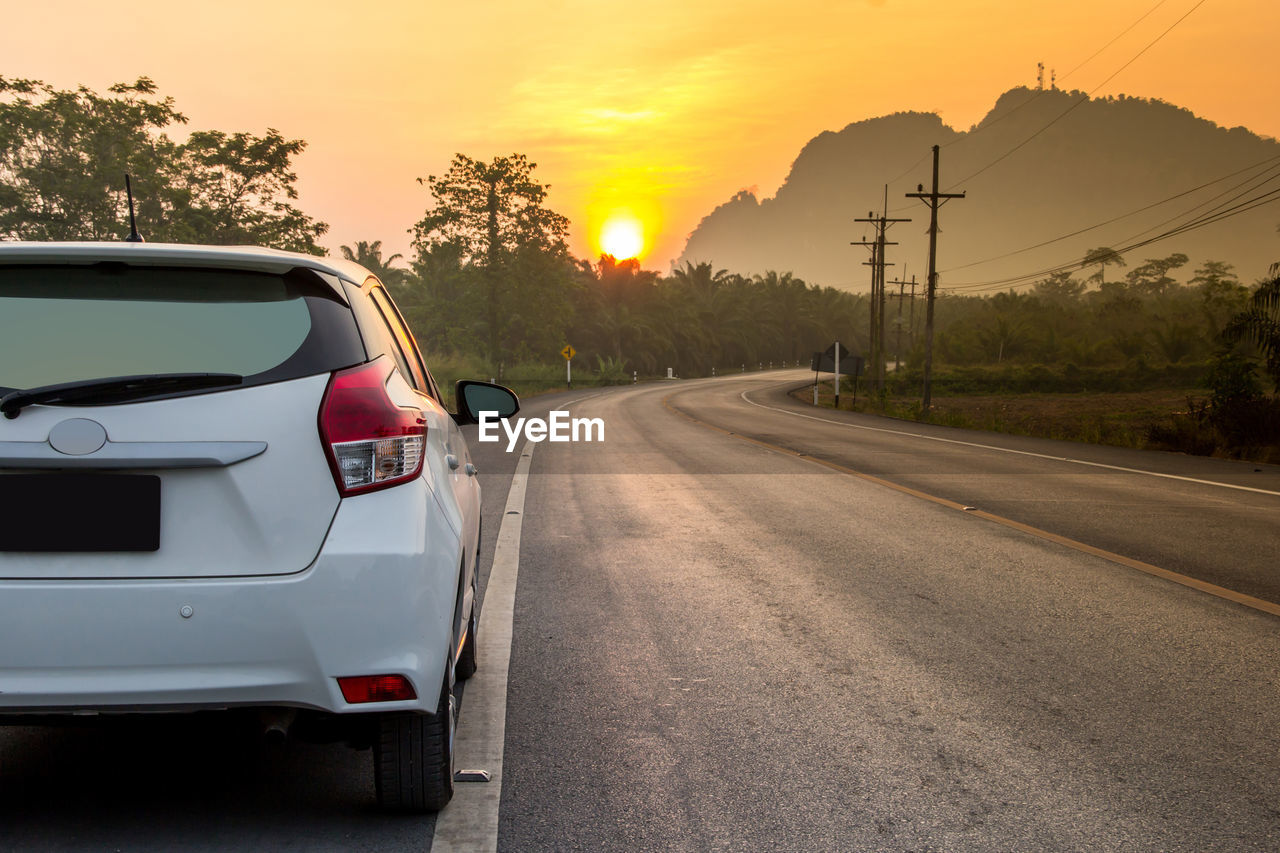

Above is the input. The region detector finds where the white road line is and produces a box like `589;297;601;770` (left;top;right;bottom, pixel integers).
738;390;1280;498
560;392;602;408
432;441;533;853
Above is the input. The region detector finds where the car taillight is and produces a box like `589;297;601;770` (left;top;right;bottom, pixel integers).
319;360;426;496
338;674;418;704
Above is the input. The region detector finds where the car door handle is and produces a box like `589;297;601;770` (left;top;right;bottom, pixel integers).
446;454;460;470
464;463;478;476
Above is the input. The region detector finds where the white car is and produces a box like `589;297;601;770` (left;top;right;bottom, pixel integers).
0;242;517;812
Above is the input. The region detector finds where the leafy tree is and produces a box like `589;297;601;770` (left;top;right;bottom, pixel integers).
1150;321;1199;364
0;76;181;241
411;154;570;363
1083;247;1125;288
1190;260;1238;291
166;129;326;253
1191;260;1247;337
0;76;326;251
1033;270;1086;302
502;244;579;361
1124;253;1188;296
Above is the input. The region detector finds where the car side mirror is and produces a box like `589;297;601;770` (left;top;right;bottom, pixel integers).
454;380;520;425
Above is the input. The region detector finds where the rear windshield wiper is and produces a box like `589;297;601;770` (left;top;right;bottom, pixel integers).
1;373;243;419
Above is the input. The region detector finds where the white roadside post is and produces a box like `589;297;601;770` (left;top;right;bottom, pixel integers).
834;341;841;409
811;350;819;406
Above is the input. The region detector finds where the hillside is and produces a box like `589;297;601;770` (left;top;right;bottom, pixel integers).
680;88;1280;290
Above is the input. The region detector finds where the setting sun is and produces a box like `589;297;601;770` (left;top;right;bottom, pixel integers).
599;217;645;260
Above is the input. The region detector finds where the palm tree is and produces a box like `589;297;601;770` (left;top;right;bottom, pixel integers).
754;271;815;362
340;239;410;289
1223;266;1280;390
669;260;729;296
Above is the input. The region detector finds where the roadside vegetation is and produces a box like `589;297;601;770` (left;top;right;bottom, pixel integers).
800;263;1280;463
3;77;1277;459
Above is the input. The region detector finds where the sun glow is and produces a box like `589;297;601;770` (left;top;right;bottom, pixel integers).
599;217;645;260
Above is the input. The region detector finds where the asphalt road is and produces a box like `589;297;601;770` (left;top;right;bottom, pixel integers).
3;371;1279;851
493;372;1280;852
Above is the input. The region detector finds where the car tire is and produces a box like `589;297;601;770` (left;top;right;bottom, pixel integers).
373;674;455;812
455;596;479;682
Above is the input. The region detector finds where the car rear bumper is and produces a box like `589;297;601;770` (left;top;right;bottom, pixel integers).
0;483;461;717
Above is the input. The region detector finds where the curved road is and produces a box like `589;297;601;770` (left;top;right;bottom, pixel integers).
489;372;1280;852
3;371;1278;851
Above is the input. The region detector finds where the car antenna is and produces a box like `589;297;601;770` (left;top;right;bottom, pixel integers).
124;173;145;243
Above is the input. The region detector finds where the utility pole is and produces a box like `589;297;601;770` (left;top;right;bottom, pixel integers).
907;275;919;340
906;145;965;413
852;186;909;394
887;266;914;371
850;231;884;391
888;269;920;364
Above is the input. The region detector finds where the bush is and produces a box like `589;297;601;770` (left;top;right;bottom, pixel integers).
593;356;631;385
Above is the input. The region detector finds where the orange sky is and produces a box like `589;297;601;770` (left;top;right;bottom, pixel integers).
4;0;1277;271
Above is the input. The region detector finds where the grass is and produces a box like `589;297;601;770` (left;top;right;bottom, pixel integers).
796;381;1206;452
423;354;568;410
423;354;642;410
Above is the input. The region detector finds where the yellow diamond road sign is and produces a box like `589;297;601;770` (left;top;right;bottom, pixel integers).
560;345;576;361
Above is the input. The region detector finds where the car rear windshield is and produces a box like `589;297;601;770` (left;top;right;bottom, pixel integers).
0;264;366;393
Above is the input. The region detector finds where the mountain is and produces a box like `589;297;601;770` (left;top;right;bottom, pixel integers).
679;88;1280;291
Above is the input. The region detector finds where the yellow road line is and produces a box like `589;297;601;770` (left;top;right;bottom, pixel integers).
663;394;1280;620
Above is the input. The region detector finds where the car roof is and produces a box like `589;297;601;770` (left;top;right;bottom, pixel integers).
0;241;379;286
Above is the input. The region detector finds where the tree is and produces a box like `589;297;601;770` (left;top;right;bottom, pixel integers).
1033;270;1086;303
341;239;409;288
411;154;570;363
166;129;326;253
1083;247;1125;288
754;271;814;362
0;77;327;252
1222;267;1280;391
975;309;1031;363
1191;260;1247;337
0;76;181;241
669;260;729;295
1124;253;1189;296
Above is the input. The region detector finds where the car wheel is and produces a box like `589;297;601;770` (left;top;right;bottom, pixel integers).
373;673;456;812
455;592;479;682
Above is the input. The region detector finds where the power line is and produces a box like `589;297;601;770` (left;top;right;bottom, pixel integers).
941;184;1280;293
943;0;1211;190
876;0;1212;219
1058;0;1174;83
943;184;1280;292
939;153;1280;275
1117;161;1280;245
929;0;1177;162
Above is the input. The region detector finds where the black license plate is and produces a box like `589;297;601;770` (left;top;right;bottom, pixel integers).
0;474;161;552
